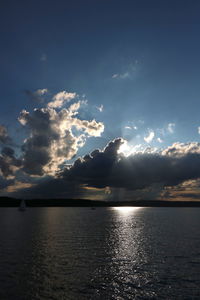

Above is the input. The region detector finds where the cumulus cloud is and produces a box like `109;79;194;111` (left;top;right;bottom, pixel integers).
2;86;200;201
162;142;200;157
4;138;200;199
18;103;104;176
0;125;12;145
60;139;200;193
144;130;155;143
47;91;76;108
0;89;104;187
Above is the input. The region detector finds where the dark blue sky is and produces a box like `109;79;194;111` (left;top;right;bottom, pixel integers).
1;0;200;199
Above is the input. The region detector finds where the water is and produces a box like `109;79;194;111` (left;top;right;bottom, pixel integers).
0;207;200;299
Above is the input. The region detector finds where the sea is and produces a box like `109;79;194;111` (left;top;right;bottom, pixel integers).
0;207;200;299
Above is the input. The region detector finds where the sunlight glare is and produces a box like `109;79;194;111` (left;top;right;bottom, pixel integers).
113;206;141;214
118;141;143;157
118;141;131;156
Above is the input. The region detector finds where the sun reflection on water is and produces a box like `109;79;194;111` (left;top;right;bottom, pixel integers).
113;206;141;214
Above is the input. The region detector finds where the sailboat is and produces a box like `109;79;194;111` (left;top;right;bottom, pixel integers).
19;199;26;211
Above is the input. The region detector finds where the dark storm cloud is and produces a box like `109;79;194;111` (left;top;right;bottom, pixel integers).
0;147;22;178
19;108;55;175
7;139;200;199
61;139;200;191
1;147;15;157
178;193;200;199
0;125;12;145
0;125;21;181
0;176;13;190
10;177;85;199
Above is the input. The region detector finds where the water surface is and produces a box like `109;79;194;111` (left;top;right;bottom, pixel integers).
0;207;200;299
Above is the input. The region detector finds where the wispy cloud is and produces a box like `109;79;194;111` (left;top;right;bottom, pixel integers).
96;104;104;112
124;125;137;130
167;123;175;134
157;137;163;143
144;130;155;143
25;88;48;103
36;89;48;96
112;60;139;80
112;72;130;79
155;122;175;142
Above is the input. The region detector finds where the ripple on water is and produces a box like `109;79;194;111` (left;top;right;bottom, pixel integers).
0;207;200;299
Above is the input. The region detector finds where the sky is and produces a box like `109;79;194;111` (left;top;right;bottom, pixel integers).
1;0;200;201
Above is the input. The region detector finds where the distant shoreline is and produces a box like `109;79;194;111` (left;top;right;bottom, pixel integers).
0;197;200;207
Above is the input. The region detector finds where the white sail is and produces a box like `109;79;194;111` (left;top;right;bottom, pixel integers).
19;199;26;211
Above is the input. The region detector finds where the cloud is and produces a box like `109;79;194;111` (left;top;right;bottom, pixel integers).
4;138;200;199
0;126;21;180
96;104;103;112
18;103;104;176
144;130;155;143
162;142;200;156
157;137;163;143
60;139;200;193
47;91;76;108
167;123;175;134
25;89;48;103
124;125;137;130
198;127;200;134
36;89;48;96
0;90;104;187
5;177;85;199
0;176;13;190
112;72;130;79
0;147;22;178
0;125;12;145
112;60;139;80
2;84;200;201
119;72;130;79
3;181;35;193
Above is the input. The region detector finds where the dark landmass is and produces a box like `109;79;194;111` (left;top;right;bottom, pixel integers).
0;197;200;207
